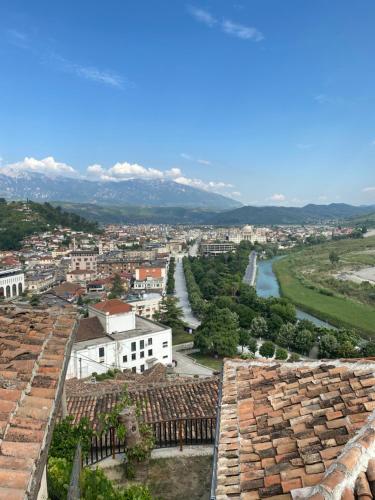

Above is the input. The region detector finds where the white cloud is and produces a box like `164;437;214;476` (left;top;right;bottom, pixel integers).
197;159;212;166
3;156;78;177
87;164;105;176
187;6;217;27
222;20;264;41
363;187;375;193
180;153;212;165
106;162;164;180
188;7;263;42
174;176;232;192
269;193;286;202
165;167;182;178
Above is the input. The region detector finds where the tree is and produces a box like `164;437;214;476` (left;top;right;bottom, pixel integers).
77;295;83;306
362;341;375;357
239;328;250;353
247;336;258;354
288;352;301;362
277;323;296;349
154;297;185;330
329;251;340;266
319;333;339;358
259;341;275;358
270;302;296;324
275;347;288;360
30;294;40;307
293;328;315;355
110;274;124;298
250;316;268;339
194;307;240;357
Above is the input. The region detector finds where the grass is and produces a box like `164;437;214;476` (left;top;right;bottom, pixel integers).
172;327;194;345
273;240;375;338
188;352;223;371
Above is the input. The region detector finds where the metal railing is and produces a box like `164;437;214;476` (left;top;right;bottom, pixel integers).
84;416;216;466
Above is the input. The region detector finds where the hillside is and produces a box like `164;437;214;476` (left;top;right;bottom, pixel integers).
0;172;241;210
0;200;100;250
210;203;375;225
53;202;216;225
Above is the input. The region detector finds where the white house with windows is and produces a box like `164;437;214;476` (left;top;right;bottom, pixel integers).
0;268;25;299
66;299;172;378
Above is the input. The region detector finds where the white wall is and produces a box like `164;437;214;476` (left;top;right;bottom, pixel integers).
66;327;172;378
89;308;136;334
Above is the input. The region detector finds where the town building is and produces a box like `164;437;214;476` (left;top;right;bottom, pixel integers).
0;268;25;298
66;269;97;284
67;299;172;378
126;293;162;319
26;272;55;293
70;249;98;272
199;241;236;257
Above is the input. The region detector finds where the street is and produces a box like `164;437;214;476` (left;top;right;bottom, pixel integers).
243;250;257;286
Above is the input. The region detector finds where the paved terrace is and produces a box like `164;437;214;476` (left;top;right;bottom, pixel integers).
0;305;76;500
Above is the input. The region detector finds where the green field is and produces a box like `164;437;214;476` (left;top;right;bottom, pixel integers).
188;352;223;371
273;236;375;337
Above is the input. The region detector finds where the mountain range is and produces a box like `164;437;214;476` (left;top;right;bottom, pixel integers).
0;171;240;210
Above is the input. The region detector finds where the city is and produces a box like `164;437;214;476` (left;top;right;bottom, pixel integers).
1;1;375;499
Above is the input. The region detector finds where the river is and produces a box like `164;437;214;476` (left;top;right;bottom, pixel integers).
256;257;334;329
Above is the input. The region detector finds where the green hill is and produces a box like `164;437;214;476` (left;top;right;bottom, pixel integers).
0;199;101;250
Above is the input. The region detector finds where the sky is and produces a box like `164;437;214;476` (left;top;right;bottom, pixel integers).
1;0;375;206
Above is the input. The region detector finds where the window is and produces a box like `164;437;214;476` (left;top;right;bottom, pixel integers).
131;367;136;373
163;341;168;348
148;349;153;357
131;342;136;352
122;355;127;363
140;351;144;358
148;338;152;346
140;340;144;349
99;347;105;358
140;364;145;373
131;353;136;361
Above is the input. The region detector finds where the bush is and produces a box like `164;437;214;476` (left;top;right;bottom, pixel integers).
81;468;152;500
275;347;288;360
47;457;72;500
259;341;275;358
288;352;301;363
247;336;257;354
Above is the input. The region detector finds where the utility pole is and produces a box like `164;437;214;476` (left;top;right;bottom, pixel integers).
79;357;82;379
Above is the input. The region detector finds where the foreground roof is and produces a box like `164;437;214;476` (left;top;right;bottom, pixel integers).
0;306;76;500
66;376;218;428
215;359;375;500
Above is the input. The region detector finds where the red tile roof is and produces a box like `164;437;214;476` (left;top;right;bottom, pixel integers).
215;359;375;499
0;306;76;499
92;299;133;315
66;376;218;428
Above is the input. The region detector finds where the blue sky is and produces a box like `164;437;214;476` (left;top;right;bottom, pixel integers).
1;0;375;206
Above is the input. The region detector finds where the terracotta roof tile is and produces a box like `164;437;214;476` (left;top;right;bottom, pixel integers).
92;299;133;315
0;305;76;499
215;359;375;500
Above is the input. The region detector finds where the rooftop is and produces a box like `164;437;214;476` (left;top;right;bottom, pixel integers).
214;358;375;500
66;375;218;428
91;299;133;315
0;306;76;500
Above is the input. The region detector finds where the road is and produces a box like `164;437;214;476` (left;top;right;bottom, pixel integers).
172;347;213;377
173;242;201;329
243;250;257;286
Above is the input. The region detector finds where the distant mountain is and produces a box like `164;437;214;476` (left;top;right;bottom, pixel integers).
209;203;375;225
0;172;241;210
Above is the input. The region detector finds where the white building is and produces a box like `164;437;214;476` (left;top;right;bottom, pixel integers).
0;268;25;299
67;299;172;378
70;250;98;272
126;293;162;319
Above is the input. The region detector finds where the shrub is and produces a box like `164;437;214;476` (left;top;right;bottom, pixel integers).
247;336;257;354
275;347;288;360
288;352;301;362
47;457;72;500
259;341;275;358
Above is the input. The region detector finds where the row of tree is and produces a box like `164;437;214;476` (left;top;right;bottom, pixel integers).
184;243;372;359
166;257;176;295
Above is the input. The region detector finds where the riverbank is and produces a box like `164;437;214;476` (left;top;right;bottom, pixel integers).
273;255;375;338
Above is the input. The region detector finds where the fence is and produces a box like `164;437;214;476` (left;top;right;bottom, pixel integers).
84;416;216;466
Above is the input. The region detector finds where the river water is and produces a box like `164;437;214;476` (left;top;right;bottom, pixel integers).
256;257;334;329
